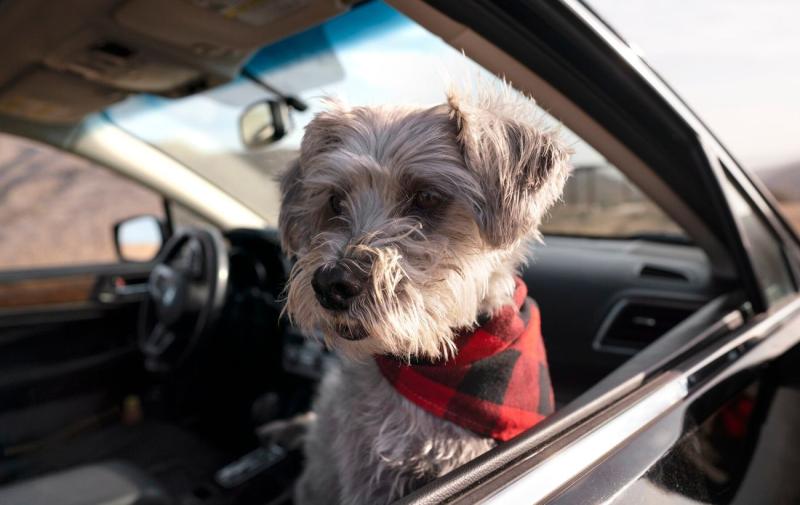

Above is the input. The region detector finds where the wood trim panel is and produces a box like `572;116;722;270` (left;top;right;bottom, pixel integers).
0;275;96;309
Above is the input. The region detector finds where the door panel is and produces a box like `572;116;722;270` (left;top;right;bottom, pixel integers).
400;297;800;504
547;299;800;504
0;132;167;451
526;236;720;404
0;264;154;461
0;265;153;407
550;374;771;504
0;275;96;309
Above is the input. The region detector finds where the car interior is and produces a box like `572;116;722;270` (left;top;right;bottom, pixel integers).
0;1;748;504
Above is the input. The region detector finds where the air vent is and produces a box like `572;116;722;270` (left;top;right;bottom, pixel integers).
597;300;700;352
639;265;689;282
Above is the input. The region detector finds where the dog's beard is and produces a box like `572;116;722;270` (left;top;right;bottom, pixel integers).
284;227;514;362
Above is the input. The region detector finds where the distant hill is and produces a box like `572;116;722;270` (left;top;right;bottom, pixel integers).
756;162;800;203
756;161;800;232
542;163;684;237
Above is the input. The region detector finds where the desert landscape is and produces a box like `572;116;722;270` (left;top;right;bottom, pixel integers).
0;135;163;271
752;162;800;231
543;161;800;240
541;164;687;239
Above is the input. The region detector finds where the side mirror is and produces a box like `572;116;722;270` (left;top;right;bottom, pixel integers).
239;99;292;148
114;215;165;263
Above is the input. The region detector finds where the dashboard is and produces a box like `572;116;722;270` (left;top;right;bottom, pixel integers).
525;235;722;401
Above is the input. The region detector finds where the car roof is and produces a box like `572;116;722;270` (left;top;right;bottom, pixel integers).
0;0;350;126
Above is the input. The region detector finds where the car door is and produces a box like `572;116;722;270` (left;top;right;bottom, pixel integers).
390;0;800;502
0;132;167;469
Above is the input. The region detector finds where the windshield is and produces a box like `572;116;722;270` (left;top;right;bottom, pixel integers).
106;1;685;241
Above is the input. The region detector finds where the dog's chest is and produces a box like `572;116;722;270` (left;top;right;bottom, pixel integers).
311;359;494;503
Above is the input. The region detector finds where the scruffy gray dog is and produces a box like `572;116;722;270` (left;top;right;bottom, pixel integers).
276;82;570;505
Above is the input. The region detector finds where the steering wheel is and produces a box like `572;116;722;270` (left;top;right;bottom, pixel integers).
139;227;229;372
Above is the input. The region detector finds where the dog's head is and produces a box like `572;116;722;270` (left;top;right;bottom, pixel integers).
279;84;570;361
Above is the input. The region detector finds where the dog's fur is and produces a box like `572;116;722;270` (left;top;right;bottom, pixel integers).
278;82;570;504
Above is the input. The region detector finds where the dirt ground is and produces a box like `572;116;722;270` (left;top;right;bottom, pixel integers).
542;201;685;238
775;201;800;232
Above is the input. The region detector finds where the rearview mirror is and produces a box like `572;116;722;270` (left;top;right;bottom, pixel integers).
114;215;165;263
240;99;292;148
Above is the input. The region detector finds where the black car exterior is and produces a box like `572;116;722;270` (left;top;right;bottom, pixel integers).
396;0;800;503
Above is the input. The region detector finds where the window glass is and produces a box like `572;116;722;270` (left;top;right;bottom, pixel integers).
722;169;795;305
169;201;214;230
541;142;686;240
0;134;164;270
587;1;800;239
755;168;800;239
106;1;686;242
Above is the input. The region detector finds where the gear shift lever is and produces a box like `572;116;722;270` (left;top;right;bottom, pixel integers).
213;393;289;489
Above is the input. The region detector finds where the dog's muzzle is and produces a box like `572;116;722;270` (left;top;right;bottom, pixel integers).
311;263;365;312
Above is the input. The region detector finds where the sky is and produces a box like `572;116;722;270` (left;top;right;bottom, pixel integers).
590;0;800;171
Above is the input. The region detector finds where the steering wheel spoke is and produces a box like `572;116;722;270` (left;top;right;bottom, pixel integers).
143;323;176;355
139;228;229;372
169;238;206;280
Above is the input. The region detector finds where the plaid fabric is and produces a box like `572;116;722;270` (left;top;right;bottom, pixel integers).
375;278;554;442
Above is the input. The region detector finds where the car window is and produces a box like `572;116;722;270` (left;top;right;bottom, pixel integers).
541;144;686;240
588;1;800;240
755;167;800;239
721;167;795;306
0;133;164;271
105;1;687;243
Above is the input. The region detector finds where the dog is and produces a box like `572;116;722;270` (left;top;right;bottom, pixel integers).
277;82;571;505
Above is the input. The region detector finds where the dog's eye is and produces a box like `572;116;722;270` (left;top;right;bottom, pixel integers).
329;193;344;215
411;191;444;211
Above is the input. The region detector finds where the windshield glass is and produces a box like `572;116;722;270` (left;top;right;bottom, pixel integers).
106;0;685;241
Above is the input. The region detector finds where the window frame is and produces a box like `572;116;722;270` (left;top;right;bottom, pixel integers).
391;0;800;502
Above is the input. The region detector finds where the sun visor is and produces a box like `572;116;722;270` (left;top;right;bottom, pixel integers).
44;31;203;94
114;0;349;65
0;68;125;124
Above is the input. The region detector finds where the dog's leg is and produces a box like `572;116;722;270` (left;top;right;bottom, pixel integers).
294;427;341;505
293;364;345;505
257;411;316;450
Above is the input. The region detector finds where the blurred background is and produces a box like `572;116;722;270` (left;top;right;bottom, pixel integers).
591;0;800;226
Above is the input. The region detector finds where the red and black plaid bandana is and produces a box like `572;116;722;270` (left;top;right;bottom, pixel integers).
375;278;554;442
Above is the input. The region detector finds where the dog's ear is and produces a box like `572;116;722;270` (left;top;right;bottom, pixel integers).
300;98;350;154
447;89;570;248
278;159;306;256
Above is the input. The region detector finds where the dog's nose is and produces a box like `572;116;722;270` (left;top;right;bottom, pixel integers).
312;264;364;311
